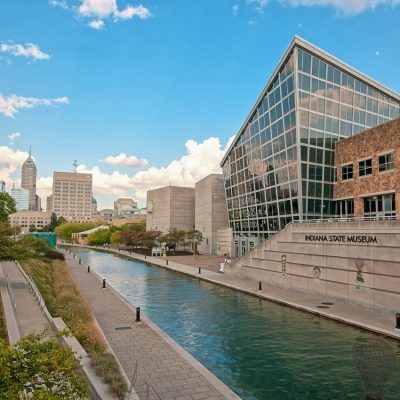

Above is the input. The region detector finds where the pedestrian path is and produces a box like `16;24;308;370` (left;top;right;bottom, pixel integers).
0;261;50;342
63;250;240;400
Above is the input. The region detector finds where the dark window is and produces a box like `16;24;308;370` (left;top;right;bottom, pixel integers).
335;199;354;217
378;152;394;172
359;158;372;177
341;164;353;180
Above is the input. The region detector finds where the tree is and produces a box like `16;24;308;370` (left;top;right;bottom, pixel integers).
110;230;122;244
186;229;204;256
87;228;112;245
54;222;102;242
160;228;186;248
0;332;88;399
19;236;50;255
0;193;16;223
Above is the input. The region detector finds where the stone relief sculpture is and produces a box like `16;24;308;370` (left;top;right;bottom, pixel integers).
356;259;365;283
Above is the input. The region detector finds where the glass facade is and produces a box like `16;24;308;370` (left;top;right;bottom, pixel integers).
221;40;400;256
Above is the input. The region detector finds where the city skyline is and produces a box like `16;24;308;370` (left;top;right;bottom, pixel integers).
1;0;400;209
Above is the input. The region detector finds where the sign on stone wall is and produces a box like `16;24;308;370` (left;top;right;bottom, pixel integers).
305;234;378;244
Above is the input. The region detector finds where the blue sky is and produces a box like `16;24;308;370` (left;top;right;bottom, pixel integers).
1;0;400;208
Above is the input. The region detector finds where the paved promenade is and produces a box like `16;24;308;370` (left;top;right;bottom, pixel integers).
72;245;400;341
0;261;50;342
62;250;240;400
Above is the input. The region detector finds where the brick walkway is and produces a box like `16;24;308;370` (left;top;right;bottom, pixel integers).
0;261;50;340
62;251;240;400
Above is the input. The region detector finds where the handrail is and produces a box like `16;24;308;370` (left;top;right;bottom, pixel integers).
292;215;400;224
5;274;16;310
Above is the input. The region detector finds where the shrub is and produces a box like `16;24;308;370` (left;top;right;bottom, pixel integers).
44;250;65;260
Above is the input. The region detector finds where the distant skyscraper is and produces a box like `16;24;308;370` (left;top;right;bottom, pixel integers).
52;171;92;221
10;187;29;211
0;181;5;193
21;147;37;211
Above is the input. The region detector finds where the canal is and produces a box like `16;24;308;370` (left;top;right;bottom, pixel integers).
72;247;400;400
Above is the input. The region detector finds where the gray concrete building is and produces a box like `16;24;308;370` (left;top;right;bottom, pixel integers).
195;174;229;255
114;198;138;216
9;210;52;234
52;171;92;221
146;186;195;233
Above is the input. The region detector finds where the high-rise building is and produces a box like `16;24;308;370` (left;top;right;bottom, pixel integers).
21;148;37;211
221;36;400;256
0;181;5;193
52;172;92;221
46;195;53;212
10;187;29;211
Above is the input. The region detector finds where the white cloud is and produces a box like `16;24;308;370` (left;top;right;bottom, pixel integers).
233;4;240;15
375;50;380;56
8;132;21;144
297;22;303;27
0;94;69;118
245;0;400;15
1;136;233;209
49;0;70;10
0;42;50;61
89;19;105;29
248;19;257;25
77;0;152;28
102;153;149;168
282;0;400;15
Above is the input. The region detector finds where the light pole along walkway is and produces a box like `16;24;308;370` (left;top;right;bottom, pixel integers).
63;250;240;400
0;261;50;343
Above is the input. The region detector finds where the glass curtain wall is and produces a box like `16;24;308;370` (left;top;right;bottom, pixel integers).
222;53;298;255
297;47;400;220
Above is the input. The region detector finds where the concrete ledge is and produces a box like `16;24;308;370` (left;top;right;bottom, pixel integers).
0;262;20;345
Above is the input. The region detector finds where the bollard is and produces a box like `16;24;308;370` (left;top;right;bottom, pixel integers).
73;253;75;258
79;258;81;264
129;251;131;255
145;255;147;259
136;307;141;322
396;313;400;330
119;249;121;252
166;259;169;265
198;267;201;274
102;279;106;289
259;281;262;291
87;265;90;273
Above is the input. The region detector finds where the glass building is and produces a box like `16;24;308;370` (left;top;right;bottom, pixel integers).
220;36;400;257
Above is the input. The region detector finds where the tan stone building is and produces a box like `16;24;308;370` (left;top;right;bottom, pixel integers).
114;198;138;216
9;210;52;233
146;186;195;233
195;174;230;255
334;118;400;218
51;172;92;221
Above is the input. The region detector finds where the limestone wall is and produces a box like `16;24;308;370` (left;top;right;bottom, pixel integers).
226;220;400;313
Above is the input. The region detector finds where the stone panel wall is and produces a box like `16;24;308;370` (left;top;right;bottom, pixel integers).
226;220;400;313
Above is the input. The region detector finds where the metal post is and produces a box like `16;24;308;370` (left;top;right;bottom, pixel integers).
198;267;201;274
145;255;147;259
87;265;90;273
166;259;168;265
79;258;81;264
73;253;75;258
136;307;141;322
102;279;106;289
396;313;400;329
129;251;131;255
259;281;262;291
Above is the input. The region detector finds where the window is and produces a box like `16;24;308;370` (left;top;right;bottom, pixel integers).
378;152;394;172
335;199;354;217
359;158;372;177
341;163;353;180
364;194;395;217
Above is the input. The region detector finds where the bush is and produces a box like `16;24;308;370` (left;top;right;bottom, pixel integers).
44;250;65;260
0;332;88;399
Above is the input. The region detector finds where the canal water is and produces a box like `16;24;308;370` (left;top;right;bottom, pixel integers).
72;248;400;400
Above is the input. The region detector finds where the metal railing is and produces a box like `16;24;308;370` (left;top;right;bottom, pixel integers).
5;274;16;310
127;360;162;400
292;215;400;224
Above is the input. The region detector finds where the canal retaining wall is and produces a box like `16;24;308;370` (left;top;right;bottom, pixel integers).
226;220;400;313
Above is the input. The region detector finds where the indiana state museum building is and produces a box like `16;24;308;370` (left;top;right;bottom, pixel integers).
221;36;400;313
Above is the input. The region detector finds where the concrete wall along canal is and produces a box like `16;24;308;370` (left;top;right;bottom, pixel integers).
227;220;400;312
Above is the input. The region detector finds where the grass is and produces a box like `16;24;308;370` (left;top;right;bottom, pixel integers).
20;258;127;399
0;295;8;343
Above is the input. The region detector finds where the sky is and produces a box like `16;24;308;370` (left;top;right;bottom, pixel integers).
1;0;400;209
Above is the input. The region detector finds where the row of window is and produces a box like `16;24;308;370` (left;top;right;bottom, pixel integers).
341;152;395;181
336;193;396;217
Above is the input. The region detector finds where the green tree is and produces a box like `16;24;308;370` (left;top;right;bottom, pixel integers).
186;229;204;256
0;332;88;399
19;236;50;255
0;193;16;223
87;228;112;245
54;222;102;242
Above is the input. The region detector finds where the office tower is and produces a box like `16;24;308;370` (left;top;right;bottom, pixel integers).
21;148;37;211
